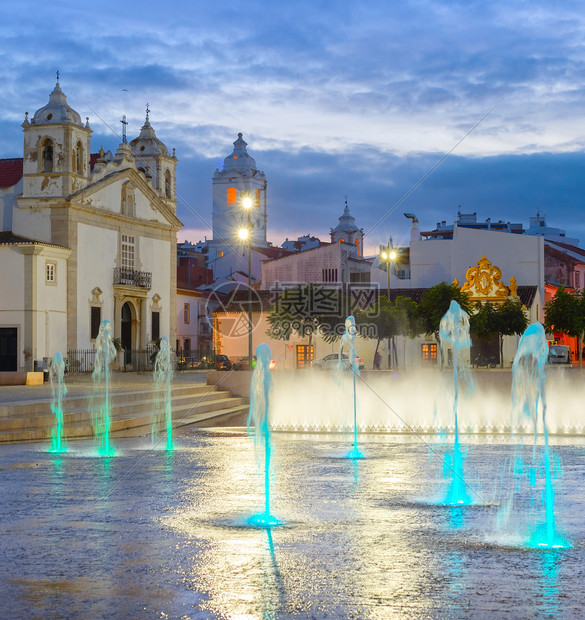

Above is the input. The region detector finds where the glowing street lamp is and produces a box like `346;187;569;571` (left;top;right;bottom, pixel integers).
241;193;253;366
381;243;397;370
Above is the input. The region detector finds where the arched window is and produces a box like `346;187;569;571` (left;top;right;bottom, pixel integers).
121;183;135;216
255;188;261;207
164;169;172;199
227;187;237;204
75;141;83;174
42;139;54;173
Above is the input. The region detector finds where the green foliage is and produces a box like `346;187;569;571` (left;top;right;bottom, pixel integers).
544;286;585;338
469;298;528;341
495;298;529;336
266;284;319;342
417;282;472;337
111;337;124;353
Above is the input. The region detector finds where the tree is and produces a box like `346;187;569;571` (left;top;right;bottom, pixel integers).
266;284;319;356
494;298;529;366
417;282;472;366
355;295;393;367
469;299;528;367
355;294;421;369
544;287;585;368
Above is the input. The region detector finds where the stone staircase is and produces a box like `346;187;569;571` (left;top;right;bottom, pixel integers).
0;382;249;443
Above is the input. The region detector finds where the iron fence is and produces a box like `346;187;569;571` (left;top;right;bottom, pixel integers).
65;347;219;373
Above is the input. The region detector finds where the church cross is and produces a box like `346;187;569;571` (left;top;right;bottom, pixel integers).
121;115;128;143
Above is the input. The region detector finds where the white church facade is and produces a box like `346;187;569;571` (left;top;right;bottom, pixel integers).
0;81;182;372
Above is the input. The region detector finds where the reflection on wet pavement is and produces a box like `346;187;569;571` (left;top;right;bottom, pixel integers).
0;430;584;618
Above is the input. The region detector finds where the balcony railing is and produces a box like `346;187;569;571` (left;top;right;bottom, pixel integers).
113;267;152;288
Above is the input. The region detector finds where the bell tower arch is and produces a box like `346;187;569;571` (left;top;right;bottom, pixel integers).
22;79;92;198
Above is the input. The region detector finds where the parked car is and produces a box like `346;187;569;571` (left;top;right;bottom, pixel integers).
311;353;365;371
214;354;233;370
233;355;276;370
548;345;571;365
233;355;256;370
471;352;498;368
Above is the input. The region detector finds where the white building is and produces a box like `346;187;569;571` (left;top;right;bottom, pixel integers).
0;81;182;371
207;133;268;267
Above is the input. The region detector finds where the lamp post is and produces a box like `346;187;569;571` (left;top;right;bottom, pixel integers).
380;243;397;370
239;194;254;367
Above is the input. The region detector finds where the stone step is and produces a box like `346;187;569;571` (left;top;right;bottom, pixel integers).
0;403;250;443
0;381;249;443
0;391;240;432
0;383;214;417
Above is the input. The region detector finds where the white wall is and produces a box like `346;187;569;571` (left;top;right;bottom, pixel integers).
411;226;545;300
77;223;118;345
141;236;172;340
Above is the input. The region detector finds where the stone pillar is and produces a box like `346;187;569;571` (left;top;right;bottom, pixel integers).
20;246;43;370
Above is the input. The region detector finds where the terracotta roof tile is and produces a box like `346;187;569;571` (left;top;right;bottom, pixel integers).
0;231;67;248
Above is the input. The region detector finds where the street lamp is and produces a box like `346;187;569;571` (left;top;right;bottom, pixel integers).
380;247;397;294
240;193;253;367
380;243;397;370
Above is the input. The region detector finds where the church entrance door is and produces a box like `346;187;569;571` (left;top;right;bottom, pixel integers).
0;328;18;371
121;302;132;366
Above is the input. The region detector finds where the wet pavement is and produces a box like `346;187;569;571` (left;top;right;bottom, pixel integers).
1;430;584;618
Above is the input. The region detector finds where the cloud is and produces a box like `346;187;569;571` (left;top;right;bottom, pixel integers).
1;0;585;248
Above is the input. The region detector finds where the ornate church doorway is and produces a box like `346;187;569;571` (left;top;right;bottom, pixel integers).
121;302;133;366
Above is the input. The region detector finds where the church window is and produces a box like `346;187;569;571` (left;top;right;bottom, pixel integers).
121;183;135;216
121;235;135;270
45;262;56;284
75;141;83;174
322;268;338;283
255;189;261;207
165;169;172;199
151;311;160;341
227;187;237;204
339;238;345;243
90;307;101;339
354;238;360;256
42;139;54;173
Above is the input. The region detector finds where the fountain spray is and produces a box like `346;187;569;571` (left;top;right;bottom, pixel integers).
48;352;67;453
247;343;281;527
339;316;364;459
439;300;472;505
92;320;117;457
511;323;570;549
153;337;174;451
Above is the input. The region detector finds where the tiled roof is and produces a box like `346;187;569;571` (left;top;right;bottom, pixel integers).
0;231;67;249
546;239;585;261
516;285;538;308
0;158;23;188
252;245;294;259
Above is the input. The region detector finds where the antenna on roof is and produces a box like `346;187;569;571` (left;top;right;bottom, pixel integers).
121;115;128;143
